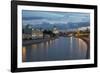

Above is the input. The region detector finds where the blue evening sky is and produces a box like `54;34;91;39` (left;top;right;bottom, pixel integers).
22;10;90;26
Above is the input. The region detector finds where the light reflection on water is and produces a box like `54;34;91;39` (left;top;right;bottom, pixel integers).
22;37;89;62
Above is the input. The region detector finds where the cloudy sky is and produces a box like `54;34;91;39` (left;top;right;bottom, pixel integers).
22;10;90;27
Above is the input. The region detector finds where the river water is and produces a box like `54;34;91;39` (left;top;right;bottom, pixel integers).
22;37;89;62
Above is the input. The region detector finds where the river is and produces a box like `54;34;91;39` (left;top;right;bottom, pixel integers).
22;37;89;62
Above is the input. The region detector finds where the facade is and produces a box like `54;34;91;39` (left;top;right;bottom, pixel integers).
22;25;32;39
22;33;32;40
32;29;43;39
22;24;43;40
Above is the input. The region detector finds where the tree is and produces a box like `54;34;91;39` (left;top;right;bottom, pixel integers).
43;30;55;37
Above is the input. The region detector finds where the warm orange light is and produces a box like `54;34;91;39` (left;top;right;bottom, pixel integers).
22;47;26;62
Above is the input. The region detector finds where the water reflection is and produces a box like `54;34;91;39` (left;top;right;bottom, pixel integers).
22;37;89;62
22;47;26;62
69;37;73;58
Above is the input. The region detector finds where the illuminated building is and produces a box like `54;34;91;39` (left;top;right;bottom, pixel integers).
22;24;43;40
52;26;59;34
